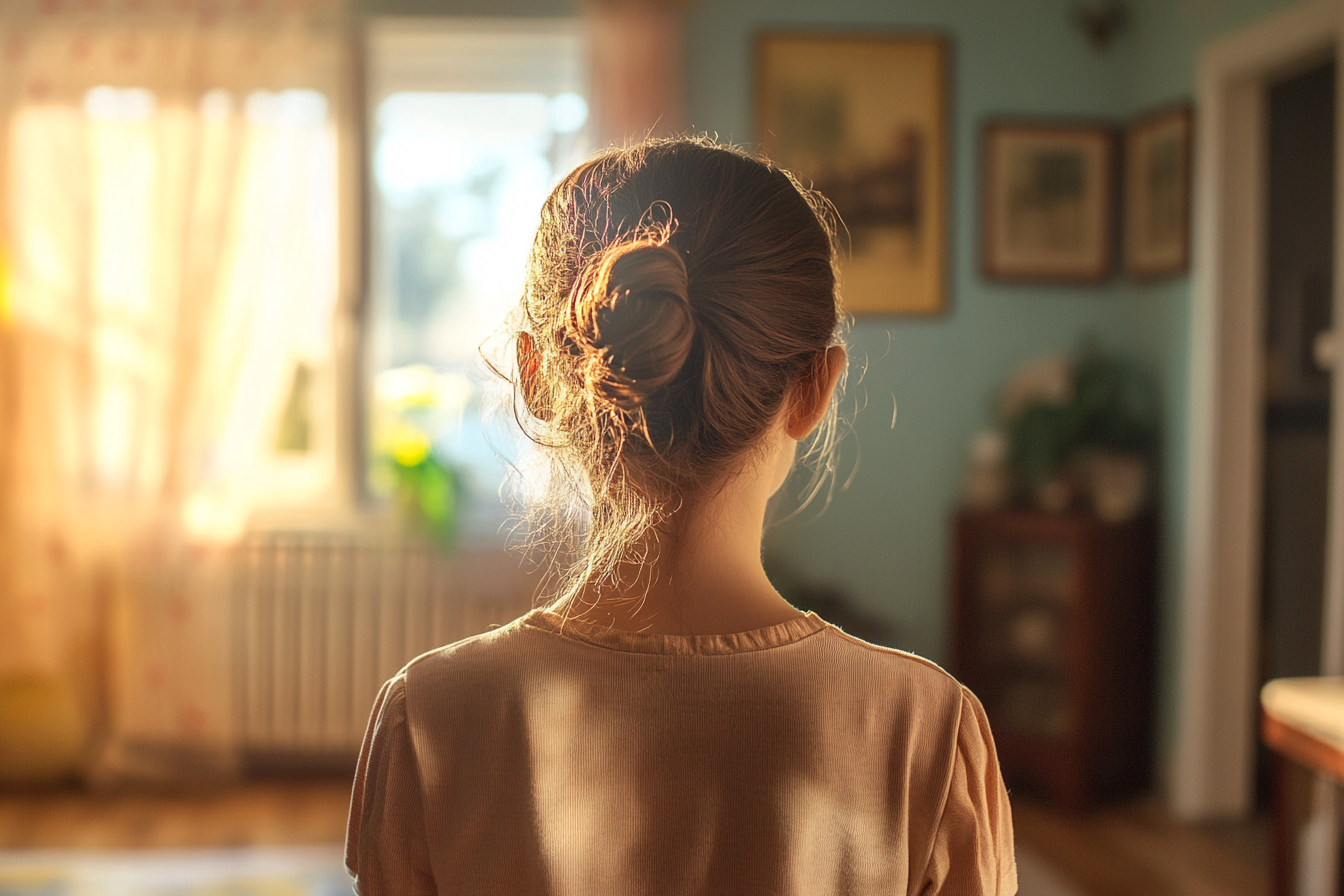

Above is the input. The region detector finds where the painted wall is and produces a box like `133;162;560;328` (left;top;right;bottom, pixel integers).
357;0;1312;768
689;0;1136;666
714;0;1305;761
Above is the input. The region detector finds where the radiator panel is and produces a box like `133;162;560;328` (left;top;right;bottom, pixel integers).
233;534;536;756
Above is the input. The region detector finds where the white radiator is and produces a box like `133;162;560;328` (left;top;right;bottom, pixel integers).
231;533;537;759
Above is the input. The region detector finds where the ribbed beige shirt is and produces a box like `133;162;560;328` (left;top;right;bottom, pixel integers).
346;608;1017;896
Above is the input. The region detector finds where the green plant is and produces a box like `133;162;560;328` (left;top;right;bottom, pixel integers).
376;428;461;549
1069;347;1158;454
1004;342;1158;498
1007;402;1075;495
370;365;471;551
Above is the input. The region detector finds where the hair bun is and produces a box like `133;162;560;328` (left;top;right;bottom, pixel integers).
571;241;694;411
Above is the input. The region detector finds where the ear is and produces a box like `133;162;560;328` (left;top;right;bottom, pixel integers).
786;345;846;440
517;332;548;420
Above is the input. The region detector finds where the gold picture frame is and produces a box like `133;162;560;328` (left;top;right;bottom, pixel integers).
1125;104;1192;280
756;33;950;315
981;121;1116;283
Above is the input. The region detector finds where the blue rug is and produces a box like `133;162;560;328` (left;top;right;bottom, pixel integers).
0;846;350;896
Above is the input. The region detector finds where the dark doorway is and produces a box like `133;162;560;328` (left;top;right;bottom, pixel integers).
1256;57;1334;808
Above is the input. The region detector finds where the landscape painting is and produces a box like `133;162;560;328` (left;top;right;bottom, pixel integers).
756;33;949;315
982;122;1115;282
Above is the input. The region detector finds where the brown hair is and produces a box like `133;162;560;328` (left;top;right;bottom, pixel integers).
506;137;844;607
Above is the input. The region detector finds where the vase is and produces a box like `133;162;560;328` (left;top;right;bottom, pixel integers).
1089;452;1148;522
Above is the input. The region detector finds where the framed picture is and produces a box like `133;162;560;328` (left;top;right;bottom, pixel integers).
1125;104;1192;279
756;33;949;315
981;122;1116;283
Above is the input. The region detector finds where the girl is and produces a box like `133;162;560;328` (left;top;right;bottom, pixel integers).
346;138;1016;896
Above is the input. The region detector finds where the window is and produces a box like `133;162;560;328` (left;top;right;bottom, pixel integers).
7;78;338;538
366;19;590;544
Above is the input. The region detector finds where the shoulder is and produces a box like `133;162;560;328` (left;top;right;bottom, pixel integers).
815;623;968;708
386;614;562;732
396;614;535;691
799;624;979;772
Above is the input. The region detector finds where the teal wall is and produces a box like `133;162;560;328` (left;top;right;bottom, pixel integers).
696;0;1308;770
693;0;1135;666
728;0;1305;765
358;0;1312;769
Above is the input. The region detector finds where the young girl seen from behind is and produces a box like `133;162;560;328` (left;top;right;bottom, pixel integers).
346;138;1017;896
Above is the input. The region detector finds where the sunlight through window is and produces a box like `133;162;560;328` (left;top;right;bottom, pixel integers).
8;83;338;518
367;21;589;543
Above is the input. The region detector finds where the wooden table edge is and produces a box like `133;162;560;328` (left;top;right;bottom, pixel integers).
1261;708;1344;785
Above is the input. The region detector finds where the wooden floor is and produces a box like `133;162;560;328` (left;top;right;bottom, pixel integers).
1014;795;1271;896
0;778;351;850
0;780;1270;896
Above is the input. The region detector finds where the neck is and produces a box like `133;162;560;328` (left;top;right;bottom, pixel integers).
560;458;803;636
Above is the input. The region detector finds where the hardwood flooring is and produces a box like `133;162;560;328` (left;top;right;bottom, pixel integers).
0;778;351;850
1013;795;1271;896
0;779;1271;896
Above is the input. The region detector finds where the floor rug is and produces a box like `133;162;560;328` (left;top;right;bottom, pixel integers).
0;846;350;896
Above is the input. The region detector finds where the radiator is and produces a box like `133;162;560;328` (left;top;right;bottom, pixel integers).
231;533;538;758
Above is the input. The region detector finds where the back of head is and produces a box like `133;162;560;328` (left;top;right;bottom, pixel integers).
512;137;842;598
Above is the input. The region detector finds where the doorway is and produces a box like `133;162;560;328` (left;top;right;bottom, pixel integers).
1256;56;1334;809
1174;0;1340;821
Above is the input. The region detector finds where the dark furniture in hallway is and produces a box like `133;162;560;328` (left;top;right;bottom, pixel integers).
952;508;1157;808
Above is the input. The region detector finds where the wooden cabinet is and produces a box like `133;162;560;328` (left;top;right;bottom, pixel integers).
952;508;1157;808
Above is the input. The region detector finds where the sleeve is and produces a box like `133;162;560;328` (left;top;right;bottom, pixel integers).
917;687;1017;896
346;675;437;895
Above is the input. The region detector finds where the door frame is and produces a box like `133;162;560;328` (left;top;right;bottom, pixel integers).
1174;0;1342;819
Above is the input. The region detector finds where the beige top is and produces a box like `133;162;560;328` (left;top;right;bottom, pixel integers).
346;608;1017;896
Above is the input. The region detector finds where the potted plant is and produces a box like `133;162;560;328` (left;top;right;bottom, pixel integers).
1001;343;1158;520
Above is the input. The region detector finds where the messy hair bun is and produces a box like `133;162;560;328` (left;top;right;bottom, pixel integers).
507;137;843;606
569;239;694;413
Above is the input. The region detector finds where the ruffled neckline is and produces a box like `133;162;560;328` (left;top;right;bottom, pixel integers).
520;607;829;656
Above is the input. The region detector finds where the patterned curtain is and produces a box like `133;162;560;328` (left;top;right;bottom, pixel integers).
0;0;355;783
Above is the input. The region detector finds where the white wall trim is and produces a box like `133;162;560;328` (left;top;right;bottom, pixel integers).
1173;0;1339;820
1323;4;1344;682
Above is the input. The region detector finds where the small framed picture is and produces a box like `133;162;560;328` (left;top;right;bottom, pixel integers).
756;32;950;315
981;121;1116;283
1125;104;1192;279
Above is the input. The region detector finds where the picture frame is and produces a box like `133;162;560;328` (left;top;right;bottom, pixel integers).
1125;104;1192;280
756;32;949;315
981;121;1116;283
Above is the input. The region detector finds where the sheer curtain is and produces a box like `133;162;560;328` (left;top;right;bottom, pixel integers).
0;0;355;782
